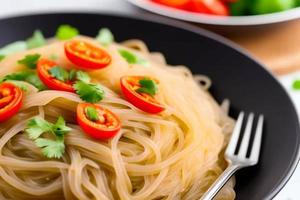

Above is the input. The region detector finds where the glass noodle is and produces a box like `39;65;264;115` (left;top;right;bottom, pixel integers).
0;34;235;199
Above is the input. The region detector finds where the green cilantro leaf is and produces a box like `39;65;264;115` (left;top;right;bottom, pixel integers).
293;80;300;90
17;54;41;69
3;71;46;91
47;66;90;84
96;28;114;46
86;106;99;121
73;81;105;103
76;71;90;83
35;138;65;159
0;55;5;62
118;49;148;66
52;116;72;136
26;118;53;139
118;49;136;64
26;30;46;49
136;78;158;96
69;69;77;81
4;71;34;81
49;66;69;82
0;41;27;56
24;73;46;91
56;25;79;40
25;116;71;159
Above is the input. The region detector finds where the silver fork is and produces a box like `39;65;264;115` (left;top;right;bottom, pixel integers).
200;112;264;200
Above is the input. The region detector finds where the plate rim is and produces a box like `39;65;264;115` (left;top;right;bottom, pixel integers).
0;11;299;199
126;0;300;26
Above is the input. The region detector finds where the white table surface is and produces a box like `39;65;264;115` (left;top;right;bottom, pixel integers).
0;0;299;199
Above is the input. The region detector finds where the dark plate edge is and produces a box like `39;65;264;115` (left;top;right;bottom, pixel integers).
0;10;299;199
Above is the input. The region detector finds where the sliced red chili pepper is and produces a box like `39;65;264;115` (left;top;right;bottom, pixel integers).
77;103;121;140
120;76;165;114
37;58;75;92
65;40;111;70
0;83;23;122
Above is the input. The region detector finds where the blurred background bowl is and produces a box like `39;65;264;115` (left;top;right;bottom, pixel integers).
126;0;300;26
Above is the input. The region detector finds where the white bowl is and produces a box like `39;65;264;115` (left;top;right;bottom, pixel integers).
126;0;300;26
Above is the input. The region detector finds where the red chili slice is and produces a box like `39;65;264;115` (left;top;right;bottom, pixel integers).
77;103;121;140
37;58;75;92
65;40;111;70
0;83;23;122
120;76;165;114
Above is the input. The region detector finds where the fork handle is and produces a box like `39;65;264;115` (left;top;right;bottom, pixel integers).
200;164;241;200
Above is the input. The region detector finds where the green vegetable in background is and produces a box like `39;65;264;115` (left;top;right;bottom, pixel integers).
230;0;250;16
293;79;300;90
251;0;296;15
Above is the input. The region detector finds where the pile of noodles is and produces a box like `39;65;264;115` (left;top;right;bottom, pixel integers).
0;36;236;200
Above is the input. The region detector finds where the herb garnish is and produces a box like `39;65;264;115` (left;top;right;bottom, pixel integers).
18;54;41;69
136;78;158;96
86;106;99;121
25;116;71;159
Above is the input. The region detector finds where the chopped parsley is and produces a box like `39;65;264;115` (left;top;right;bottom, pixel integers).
86;106;99;121
136;78;158;96
2;71;46;91
56;25;79;40
73;81;105;103
76;71;90;83
49;66;69;82
17;54;41;69
118;49;148;66
96;28;114;46
26;30;46;49
25;116;71;159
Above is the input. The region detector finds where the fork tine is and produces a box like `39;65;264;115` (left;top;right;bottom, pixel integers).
249;115;264;164
225;112;244;156
238;113;254;157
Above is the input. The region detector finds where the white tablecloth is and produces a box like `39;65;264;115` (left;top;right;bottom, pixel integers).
0;0;298;199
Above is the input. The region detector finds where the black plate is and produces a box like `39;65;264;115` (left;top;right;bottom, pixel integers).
0;13;299;200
